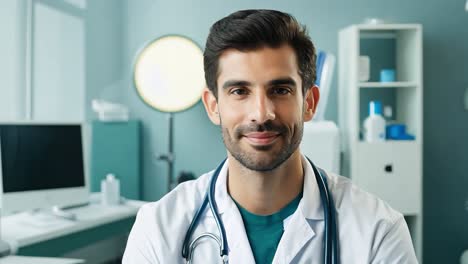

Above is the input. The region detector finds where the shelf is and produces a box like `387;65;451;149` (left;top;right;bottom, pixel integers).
356;24;421;31
360;32;396;39
359;81;418;88
356;140;419;147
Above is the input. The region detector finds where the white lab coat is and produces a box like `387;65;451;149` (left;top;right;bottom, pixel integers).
123;155;418;263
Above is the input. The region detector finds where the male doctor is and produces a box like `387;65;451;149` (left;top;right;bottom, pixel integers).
123;9;418;264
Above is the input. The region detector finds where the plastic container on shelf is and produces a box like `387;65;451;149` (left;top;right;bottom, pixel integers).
363;101;386;142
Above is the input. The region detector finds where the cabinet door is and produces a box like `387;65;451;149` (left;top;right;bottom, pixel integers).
354;142;421;214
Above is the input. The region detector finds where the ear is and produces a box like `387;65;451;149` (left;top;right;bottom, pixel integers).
303;85;320;122
201;88;221;125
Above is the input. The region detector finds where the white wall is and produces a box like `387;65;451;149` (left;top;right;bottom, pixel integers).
32;2;85;122
0;1;25;120
0;0;89;122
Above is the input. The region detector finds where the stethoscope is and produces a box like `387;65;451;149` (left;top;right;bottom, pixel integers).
182;157;339;264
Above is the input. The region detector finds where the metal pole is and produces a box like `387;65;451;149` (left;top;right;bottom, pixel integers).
168;113;174;192
157;113;175;193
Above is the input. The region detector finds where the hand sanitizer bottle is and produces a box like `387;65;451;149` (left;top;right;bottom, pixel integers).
364;101;386;142
101;174;120;206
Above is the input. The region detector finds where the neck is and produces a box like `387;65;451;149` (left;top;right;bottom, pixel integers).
227;150;304;215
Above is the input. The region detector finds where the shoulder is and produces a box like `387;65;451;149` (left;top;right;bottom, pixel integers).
325;171;402;225
124;170;214;262
322;173;417;263
322;172;405;243
137;170;213;227
324;172;417;261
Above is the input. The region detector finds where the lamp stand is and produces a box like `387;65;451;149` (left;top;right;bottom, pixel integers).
158;113;174;192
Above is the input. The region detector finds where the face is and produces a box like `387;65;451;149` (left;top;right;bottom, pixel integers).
202;45;319;172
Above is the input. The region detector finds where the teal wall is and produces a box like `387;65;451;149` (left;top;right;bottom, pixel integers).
3;0;464;262
121;0;227;201
117;1;468;263
84;0;124;119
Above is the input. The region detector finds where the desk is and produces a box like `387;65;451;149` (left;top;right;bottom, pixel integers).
0;256;83;264
1;199;146;261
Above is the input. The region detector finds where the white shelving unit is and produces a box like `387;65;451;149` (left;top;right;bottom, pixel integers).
338;24;423;260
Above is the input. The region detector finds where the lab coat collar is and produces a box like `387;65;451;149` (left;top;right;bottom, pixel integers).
299;154;325;220
274;201;317;263
213;154;324;220
210;155;324;263
213;159;232;215
274;155;325;263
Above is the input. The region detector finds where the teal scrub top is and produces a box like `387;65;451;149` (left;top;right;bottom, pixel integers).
233;192;303;264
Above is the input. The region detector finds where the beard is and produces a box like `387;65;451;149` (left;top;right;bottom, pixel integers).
221;119;304;172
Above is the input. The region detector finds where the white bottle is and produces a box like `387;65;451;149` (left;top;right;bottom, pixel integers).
364;101;386;142
101;174;121;206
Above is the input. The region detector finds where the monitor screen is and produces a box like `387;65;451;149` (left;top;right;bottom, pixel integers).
0;124;85;193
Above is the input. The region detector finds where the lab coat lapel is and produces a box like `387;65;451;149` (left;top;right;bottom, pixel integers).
223;203;256;263
214;159;256;263
273;155;325;263
273;209;316;263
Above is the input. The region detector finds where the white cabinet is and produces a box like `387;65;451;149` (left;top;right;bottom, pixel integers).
354;141;421;215
339;24;423;260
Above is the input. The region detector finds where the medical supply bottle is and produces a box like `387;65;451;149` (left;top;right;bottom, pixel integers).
364;101;386;142
101;174;120;206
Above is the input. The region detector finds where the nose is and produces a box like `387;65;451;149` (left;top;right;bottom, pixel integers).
249;90;275;123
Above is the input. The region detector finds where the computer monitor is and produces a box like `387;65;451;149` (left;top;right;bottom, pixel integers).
0;122;89;215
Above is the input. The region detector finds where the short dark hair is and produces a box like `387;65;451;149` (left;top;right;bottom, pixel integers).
204;9;316;98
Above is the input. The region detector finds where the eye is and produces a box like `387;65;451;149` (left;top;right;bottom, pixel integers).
271;87;291;95
230;87;249;96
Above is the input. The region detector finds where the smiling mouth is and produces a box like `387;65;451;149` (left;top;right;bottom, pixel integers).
243;132;280;146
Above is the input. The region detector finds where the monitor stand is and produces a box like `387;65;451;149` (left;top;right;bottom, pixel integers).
51;206;77;221
21;207;77;228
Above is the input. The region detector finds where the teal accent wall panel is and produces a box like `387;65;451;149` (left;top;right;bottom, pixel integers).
91;120;141;200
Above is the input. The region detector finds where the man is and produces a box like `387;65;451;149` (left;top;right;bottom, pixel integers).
123;9;418;263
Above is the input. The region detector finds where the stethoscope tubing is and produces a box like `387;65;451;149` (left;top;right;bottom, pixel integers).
208;158;229;257
182;157;339;264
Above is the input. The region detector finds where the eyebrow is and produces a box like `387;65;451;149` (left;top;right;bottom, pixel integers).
267;77;297;87
222;80;252;90
221;77;297;90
